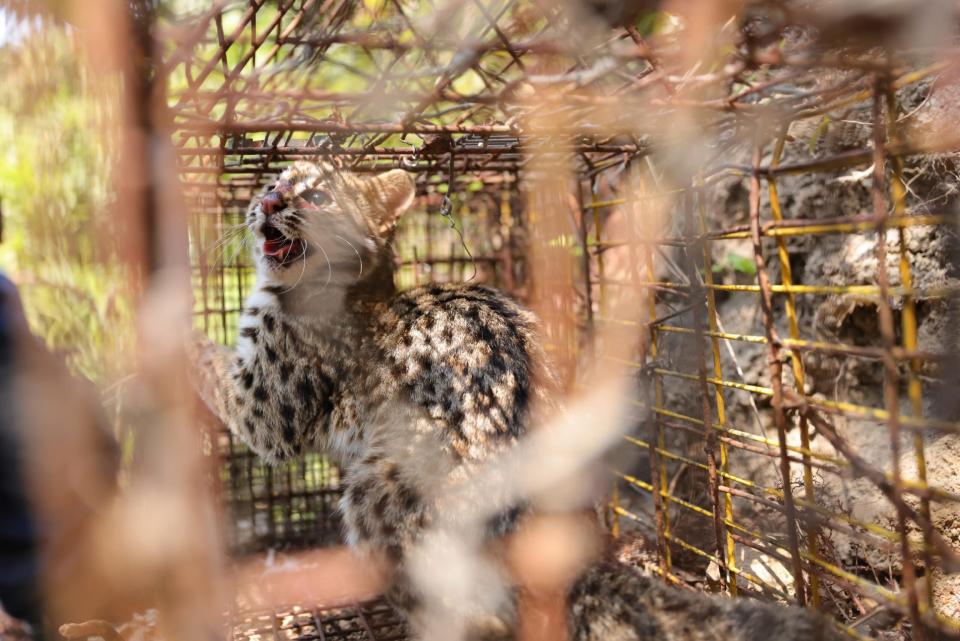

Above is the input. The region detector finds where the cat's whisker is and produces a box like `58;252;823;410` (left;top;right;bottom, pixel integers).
224;222;247;237
311;238;334;296
205;225;248;270
205;228;240;258
296;228;339;295
334;234;363;280
277;242;309;295
215;221;247;240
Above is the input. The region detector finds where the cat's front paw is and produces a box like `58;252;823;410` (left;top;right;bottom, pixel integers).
185;331;232;423
185;330;216;365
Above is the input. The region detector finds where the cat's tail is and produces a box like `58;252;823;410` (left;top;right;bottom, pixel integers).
409;379;845;641
567;560;844;641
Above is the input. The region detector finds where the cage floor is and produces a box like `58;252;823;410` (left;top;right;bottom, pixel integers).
229;599;408;641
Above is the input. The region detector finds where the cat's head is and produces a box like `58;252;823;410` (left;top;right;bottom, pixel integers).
246;161;415;289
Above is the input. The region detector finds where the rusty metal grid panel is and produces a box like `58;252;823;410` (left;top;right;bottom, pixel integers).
587;77;960;641
229;599;407;641
163;1;960;640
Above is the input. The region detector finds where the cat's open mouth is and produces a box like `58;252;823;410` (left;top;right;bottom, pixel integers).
261;224;307;268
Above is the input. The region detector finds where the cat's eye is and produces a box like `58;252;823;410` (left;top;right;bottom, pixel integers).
300;189;331;208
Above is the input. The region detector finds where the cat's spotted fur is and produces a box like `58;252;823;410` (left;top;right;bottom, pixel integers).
570;562;841;641
191;161;842;641
191;162;552;634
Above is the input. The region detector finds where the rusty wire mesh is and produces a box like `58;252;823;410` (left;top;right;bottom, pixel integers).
163;1;960;639
228;598;407;641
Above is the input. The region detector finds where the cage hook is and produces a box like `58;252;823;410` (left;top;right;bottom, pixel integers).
402;141;420;169
438;148;477;281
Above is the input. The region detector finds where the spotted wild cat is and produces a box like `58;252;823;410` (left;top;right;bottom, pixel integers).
190;161;842;641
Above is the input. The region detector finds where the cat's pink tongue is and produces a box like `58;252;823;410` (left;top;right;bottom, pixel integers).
263;239;292;258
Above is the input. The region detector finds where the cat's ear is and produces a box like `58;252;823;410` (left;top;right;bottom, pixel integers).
367;169;416;233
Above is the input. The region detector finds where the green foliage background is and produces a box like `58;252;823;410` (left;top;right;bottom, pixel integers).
0;23;135;385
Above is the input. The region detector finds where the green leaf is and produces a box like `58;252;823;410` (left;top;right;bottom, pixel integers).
726;254;757;276
635;11;668;36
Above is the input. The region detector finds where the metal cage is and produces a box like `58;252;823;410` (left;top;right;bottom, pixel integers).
169;2;960;639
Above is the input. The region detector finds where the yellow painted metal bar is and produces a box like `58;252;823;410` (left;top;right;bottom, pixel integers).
618;470;802;570
886;87;936;612
617;468;909;620
588;213;951;255
584;198;626;209
649;366;772;396
652;324;947;363
627;400;960;503
591;189;621;539
624;434;772;491
587;279;960;298
697;185;738;595
614;357;960;434
610;482;621;539
707;213;950;240
646;403;836;463
587;214;949;240
612;496;959;636
611;504;788;597
808;396;959;433
637;173;672;575
767;130;821;605
792;60;949;121
624;431;918;548
580;187;690;209
593;194;607;325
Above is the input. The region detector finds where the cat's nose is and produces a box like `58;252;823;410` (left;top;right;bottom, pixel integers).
260;192;283;216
